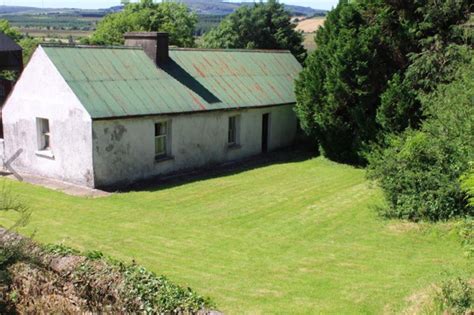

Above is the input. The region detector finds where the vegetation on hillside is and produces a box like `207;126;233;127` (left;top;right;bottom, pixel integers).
0;231;213;313
295;0;473;221
86;0;197;47
201;0;306;63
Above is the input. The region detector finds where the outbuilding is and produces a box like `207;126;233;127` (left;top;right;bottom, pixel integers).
2;32;302;188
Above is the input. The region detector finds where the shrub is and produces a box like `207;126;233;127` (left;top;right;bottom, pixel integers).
455;218;473;257
462;165;474;207
434;277;473;314
367;55;474;221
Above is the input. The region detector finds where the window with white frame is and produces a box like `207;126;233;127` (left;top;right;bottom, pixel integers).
228;115;240;146
155;121;170;158
36;118;51;151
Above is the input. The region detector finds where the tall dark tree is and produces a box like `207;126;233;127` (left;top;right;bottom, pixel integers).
294;0;404;164
295;0;472;163
201;0;306;63
377;0;472;134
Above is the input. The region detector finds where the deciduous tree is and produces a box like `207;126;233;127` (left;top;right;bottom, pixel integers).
201;0;306;63
89;0;197;47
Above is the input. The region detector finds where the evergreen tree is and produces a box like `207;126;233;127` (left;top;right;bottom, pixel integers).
294;0;404;163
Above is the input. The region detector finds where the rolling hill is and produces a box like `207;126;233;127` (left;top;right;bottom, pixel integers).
0;1;325;17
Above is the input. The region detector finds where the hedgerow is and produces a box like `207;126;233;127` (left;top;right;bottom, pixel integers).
0;230;215;314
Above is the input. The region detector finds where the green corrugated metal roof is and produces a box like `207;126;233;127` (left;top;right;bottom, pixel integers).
42;45;302;119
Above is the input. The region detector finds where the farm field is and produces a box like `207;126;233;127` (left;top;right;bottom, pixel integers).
296;17;325;33
304;33;316;52
0;153;471;313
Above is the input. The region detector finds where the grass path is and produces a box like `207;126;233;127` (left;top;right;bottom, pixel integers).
0;156;471;314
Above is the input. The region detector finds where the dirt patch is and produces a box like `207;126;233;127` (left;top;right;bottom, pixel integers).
401;284;438;315
386;222;423;234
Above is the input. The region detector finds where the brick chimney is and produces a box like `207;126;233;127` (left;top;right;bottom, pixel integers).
124;32;169;65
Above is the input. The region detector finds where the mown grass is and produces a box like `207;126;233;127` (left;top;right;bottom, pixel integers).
0;154;471;314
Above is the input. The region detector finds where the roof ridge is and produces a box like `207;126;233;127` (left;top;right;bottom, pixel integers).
40;43;291;54
41;44;141;50
170;47;292;54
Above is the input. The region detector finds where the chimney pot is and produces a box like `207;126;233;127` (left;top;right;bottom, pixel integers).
124;32;169;65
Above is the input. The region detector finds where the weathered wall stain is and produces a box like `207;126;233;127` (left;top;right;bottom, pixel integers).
111;125;127;142
92;104;297;188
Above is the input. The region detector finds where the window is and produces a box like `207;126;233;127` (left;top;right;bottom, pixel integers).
36;118;51;151
0;85;5;103
155;121;169;158
228;115;240;146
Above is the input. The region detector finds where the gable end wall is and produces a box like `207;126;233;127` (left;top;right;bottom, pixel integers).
2;46;95;187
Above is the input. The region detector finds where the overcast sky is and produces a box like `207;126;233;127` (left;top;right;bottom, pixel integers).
0;0;338;10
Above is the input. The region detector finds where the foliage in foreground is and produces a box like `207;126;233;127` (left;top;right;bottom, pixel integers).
201;0;306;63
0;233;213;314
87;0;197;47
367;57;474;221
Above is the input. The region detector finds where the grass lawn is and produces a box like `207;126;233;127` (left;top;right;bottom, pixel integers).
0;153;471;314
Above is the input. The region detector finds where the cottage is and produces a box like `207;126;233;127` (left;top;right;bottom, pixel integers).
2;32;302;188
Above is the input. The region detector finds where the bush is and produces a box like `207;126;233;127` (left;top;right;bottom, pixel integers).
367;55;474;221
462;165;474;207
455;218;473;257
435;277;473;314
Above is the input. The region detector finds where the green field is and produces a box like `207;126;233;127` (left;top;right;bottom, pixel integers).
0;153;471;314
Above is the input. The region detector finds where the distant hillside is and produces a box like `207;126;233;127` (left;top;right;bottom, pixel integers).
184;0;324;16
0;1;325;17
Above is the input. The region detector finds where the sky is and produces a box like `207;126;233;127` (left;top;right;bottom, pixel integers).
0;0;338;10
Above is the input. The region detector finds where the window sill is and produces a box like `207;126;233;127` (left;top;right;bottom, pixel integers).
155;155;174;163
35;150;55;159
227;144;241;150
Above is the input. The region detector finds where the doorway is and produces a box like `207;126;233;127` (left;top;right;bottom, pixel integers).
261;113;270;153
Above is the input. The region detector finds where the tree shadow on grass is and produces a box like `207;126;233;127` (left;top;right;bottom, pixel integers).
105;146;316;193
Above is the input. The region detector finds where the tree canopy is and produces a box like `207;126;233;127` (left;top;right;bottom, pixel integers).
88;0;197;47
294;0;471;164
0;19;39;81
201;0;306;63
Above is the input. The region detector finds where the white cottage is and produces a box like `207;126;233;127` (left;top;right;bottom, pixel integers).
2;32;302;188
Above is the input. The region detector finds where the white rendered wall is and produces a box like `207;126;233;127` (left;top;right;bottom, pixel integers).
2;47;95;187
92;104;297;188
